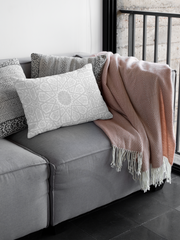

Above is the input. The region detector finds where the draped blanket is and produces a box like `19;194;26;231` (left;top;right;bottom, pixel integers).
94;52;175;192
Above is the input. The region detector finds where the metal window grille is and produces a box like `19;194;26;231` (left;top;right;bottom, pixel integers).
103;4;180;172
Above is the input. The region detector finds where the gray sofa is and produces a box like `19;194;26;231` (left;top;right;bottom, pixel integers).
0;55;175;240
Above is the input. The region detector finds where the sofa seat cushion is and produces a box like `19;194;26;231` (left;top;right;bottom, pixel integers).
7;122;111;166
7;122;140;226
0;139;49;240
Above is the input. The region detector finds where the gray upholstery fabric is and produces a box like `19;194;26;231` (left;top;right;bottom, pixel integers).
7;122;141;226
0;139;49;240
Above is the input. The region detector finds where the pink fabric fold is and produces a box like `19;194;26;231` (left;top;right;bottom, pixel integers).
94;52;175;192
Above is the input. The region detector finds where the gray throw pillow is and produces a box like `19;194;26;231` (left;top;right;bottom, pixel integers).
0;59;27;138
31;53;107;88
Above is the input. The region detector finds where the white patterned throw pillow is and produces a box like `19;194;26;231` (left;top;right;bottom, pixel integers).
15;64;113;138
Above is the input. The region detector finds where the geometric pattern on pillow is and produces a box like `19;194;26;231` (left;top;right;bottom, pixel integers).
15;64;113;138
0;59;27;138
31;53;107;88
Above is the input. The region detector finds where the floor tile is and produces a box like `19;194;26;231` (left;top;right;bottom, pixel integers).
171;174;180;184
148;177;180;208
176;205;180;211
171;172;178;179
171;172;180;179
108;191;172;224
143;209;180;240
74;207;137;240
110;226;166;240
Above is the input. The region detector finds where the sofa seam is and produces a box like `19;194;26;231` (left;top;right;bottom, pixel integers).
0;162;49;177
58;146;112;167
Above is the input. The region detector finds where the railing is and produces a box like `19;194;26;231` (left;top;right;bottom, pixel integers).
119;10;180;65
119;10;180;171
103;3;180;172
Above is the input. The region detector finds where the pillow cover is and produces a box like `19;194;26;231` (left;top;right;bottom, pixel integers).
15;64;113;138
0;59;27;138
31;53;107;87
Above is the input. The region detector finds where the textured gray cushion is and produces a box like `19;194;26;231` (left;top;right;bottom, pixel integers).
0;139;49;240
7;122;141;226
31;53;106;87
0;59;27;138
15;64;113;138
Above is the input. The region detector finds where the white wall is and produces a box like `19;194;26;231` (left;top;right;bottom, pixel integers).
0;0;102;59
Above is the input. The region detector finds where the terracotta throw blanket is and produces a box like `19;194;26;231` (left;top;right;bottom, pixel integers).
94;52;175;192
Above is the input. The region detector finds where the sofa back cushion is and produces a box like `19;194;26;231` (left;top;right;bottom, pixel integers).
31;53;106;88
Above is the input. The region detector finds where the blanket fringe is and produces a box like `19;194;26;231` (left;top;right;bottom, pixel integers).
140;156;172;192
111;146;172;192
111;146;142;179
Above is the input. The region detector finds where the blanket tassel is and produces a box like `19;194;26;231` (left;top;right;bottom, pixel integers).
111;146;172;193
111;146;142;180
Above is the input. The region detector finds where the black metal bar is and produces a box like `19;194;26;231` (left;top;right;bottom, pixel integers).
103;0;108;51
111;0;117;53
154;16;159;63
119;10;180;18
175;64;180;153
103;0;117;53
169;65;179;174
173;70;177;115
167;17;172;65
142;15;147;60
128;14;135;56
119;9;180;173
107;0;111;51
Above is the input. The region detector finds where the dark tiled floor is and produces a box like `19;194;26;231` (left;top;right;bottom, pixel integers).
21;172;180;240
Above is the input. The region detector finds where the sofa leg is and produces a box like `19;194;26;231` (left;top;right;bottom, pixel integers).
150;179;166;192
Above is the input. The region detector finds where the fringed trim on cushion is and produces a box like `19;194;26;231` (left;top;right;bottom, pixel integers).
111;146;172;193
